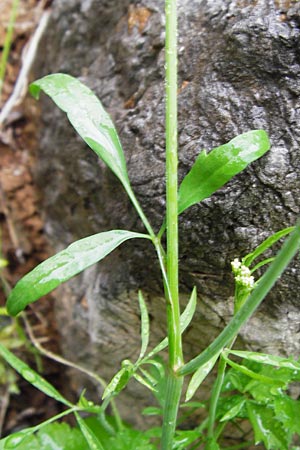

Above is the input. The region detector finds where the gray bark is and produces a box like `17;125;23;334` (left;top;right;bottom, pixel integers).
34;0;300;426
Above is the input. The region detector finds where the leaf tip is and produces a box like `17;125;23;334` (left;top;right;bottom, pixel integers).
29;82;41;100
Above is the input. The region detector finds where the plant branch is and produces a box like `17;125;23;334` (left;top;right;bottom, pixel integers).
178;221;300;376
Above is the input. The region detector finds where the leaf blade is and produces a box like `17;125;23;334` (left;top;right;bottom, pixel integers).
242;227;294;267
227;350;300;371
0;343;72;407
7;230;150;316
178;130;270;214
75;413;105;450
30;74;130;189
138;291;150;360
185;352;219;401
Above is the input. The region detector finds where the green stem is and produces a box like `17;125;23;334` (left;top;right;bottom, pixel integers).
178;221;300;376
161;373;183;449
165;0;182;373
127;187;156;239
161;0;183;448
206;356;227;441
0;0;20;103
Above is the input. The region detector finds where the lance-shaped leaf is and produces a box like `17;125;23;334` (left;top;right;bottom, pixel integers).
178;130;270;214
0;343;72;407
226;349;300;372
7;230;150;316
242;227;294;267
30;74;131;192
138;291;150;360
75;413;105;450
185;352;220;402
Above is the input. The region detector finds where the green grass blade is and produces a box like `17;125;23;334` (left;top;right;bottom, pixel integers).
138;291;150;360
178;130;270;214
30;74;130;190
0;343;72;406
6;230;150;316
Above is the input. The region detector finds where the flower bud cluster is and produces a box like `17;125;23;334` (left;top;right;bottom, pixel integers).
231;258;255;289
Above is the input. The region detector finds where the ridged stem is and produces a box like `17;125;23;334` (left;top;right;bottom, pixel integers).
161;0;184;448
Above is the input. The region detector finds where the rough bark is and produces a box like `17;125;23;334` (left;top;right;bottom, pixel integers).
34;0;300;425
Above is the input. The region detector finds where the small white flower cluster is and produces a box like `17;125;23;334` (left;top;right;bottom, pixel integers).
231;258;255;289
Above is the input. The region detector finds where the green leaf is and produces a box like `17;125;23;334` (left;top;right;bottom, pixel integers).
227;350;300;372
0;428;36;449
222;353;285;387
274;395;300;434
107;428;156;450
217;394;248;420
133;372;157;392
7;230;150;316
205;437;220;450
142;406;163;416
138;291;150;360
75;413;105;450
145;287;197;359
185;352;219;401
30;74;130;191
0;423;88;450
178;130;270;214
0;343;72;406
102;366;132;399
242;227;294;267
242;227;295;267
220;397;246;422
250;257;275;274
246;402;290;449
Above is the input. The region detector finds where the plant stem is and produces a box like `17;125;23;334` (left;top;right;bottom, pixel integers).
165;0;182;374
206;356;227;440
161;0;184;448
178;220;300;376
126;188;156;238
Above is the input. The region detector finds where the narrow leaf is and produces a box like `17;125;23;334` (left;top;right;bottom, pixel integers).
138;291;150;360
30;74;130;191
75;412;105;450
145;287;197;359
102;367;131;400
220;398;246;422
243;227;294;267
222;353;285;387
133;373;157;392
250;257;275;274
185;353;219;401
227;350;300;371
7;230;149;316
178;130;270;214
142;406;163;416
0;343;72;406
